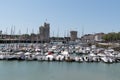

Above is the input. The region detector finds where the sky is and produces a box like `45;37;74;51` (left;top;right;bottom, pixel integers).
0;0;120;37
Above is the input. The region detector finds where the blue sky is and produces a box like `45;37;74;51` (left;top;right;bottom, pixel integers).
0;0;120;37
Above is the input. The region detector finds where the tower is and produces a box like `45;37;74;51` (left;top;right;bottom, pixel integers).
70;31;77;41
39;22;50;42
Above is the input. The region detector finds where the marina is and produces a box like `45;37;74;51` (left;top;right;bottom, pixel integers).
0;0;120;80
0;43;120;63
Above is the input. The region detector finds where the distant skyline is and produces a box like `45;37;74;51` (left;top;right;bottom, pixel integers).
0;0;120;37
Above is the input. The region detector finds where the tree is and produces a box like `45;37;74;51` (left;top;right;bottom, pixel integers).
21;34;30;40
118;32;120;40
102;32;120;42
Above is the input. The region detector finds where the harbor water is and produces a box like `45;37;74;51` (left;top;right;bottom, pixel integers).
0;61;120;80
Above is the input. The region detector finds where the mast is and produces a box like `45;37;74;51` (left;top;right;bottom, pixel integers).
31;28;34;44
67;29;69;53
81;27;84;42
57;27;59;42
36;30;39;44
5;27;8;49
18;30;21;47
10;26;13;48
26;27;28;47
13;26;15;48
82;27;84;37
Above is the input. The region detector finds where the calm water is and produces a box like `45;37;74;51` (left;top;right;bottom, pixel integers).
0;61;120;80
